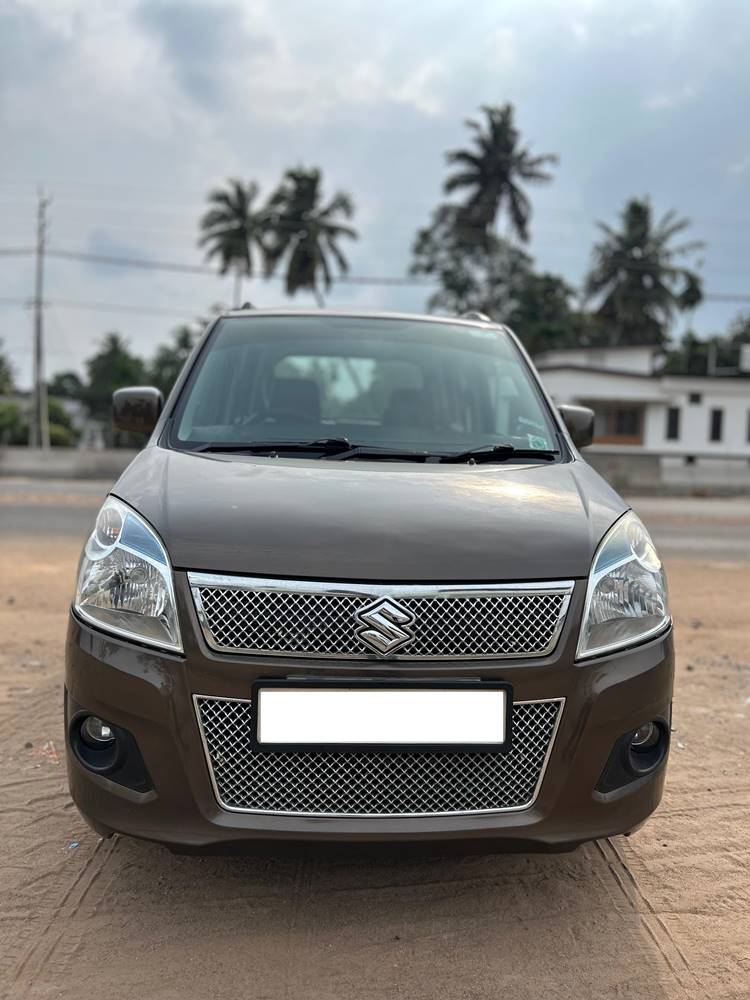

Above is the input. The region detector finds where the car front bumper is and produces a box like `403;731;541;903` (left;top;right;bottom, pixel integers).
65;582;674;852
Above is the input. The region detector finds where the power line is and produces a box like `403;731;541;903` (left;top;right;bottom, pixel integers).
42;248;436;286
5;175;750;228
48;248;217;275
0;296;199;318
41;248;750;300
3;245;750;306
46;298;200;318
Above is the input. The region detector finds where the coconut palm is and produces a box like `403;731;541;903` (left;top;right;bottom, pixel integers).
585;198;703;346
444;103;558;245
198;179;271;306
265;168;357;306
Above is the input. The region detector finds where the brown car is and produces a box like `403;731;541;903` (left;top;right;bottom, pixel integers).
65;310;673;852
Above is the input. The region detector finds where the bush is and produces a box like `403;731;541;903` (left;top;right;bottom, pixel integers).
0;402;28;445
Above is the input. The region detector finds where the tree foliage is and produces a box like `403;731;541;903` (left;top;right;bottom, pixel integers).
444;103;558;245
0;339;15;395
199;171;358;307
663;312;750;374
199;179;272;279
265;167;358;305
82;333;145;421
148;325;198;397
48;370;84;400
411;205;580;354
0;402;26;444
585;198;703;346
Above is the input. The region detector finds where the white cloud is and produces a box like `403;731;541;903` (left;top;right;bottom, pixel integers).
1;0;750;384
643;84;696;111
728;153;750;176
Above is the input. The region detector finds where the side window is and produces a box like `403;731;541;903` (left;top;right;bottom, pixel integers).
178;344;248;438
709;408;723;443
666;407;680;441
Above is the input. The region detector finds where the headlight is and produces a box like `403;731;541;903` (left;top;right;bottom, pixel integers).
577;510;670;660
75;496;182;652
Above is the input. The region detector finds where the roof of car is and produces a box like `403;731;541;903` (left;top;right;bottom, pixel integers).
222;307;509;332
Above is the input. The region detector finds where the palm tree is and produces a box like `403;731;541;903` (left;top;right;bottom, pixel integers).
265;168;357;306
444;103;558;245
198;179;271;306
585;198;703;346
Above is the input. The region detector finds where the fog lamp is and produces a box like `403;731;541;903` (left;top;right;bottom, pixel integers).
630;721;660;753
80;715;115;748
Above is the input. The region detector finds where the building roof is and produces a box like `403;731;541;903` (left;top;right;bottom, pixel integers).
536;362;750;382
535;342;663;353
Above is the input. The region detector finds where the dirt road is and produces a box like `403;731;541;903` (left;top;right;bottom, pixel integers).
1;488;749;999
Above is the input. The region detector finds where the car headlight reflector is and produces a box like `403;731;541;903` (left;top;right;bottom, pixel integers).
577;511;669;660
75;497;182;652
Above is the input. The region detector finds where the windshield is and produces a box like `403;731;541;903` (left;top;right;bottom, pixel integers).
172;315;559;457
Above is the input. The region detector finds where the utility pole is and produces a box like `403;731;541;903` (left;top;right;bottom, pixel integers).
30;188;51;449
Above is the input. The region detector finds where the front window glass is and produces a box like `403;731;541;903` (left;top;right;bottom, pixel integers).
174;316;558;456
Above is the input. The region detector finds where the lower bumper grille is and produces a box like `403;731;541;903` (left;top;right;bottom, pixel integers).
195;696;563;817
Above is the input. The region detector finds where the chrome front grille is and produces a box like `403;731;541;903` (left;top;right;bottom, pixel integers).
189;574;573;659
194;696;563;816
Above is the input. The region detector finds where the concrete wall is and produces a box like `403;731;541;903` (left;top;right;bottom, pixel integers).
1;445;747;496
0;447;137;480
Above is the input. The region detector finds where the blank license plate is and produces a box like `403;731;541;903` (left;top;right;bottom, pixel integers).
253;684;510;750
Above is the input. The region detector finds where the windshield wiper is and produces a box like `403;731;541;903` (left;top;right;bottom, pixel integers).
326;444;431;462
440;443;560;464
192;437;353;455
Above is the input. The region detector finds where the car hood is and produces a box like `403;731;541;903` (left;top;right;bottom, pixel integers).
112;446;627;582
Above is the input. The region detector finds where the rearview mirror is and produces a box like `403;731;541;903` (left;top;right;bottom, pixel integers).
558;404;594;449
113;386;164;436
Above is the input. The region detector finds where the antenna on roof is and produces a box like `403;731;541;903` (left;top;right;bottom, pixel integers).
240;301;254;310
460;311;492;323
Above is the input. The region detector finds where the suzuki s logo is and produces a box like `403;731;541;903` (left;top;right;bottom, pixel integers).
355;597;415;656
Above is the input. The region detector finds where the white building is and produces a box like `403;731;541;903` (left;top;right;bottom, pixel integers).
535;344;750;458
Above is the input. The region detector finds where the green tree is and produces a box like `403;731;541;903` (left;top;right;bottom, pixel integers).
444;103;558;246
47;397;80;447
0;402;26;444
412;205;532;313
727;311;750;346
82;333;145;445
0;339;15;395
663;313;750;374
199;179;272;306
148;325;197;397
265;167;358;306
512;272;583;356
585;198;703;347
48;370;84;400
411;205;579;353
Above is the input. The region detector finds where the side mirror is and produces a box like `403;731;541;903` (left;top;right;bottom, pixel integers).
113;386;164;435
558;404;594;449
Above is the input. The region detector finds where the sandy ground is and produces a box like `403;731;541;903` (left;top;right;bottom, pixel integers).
0;488;749;999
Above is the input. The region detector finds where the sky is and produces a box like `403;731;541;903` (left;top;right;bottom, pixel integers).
2;0;750;387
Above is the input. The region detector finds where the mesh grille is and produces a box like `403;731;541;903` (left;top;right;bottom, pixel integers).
191;579;570;659
195;696;562;816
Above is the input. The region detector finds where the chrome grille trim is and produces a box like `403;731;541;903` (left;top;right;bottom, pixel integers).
188;574;574;660
194;695;564;817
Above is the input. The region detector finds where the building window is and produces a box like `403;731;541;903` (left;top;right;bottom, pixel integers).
709;408;723;442
581;401;644;445
689;392;702;405
666;407;680;441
